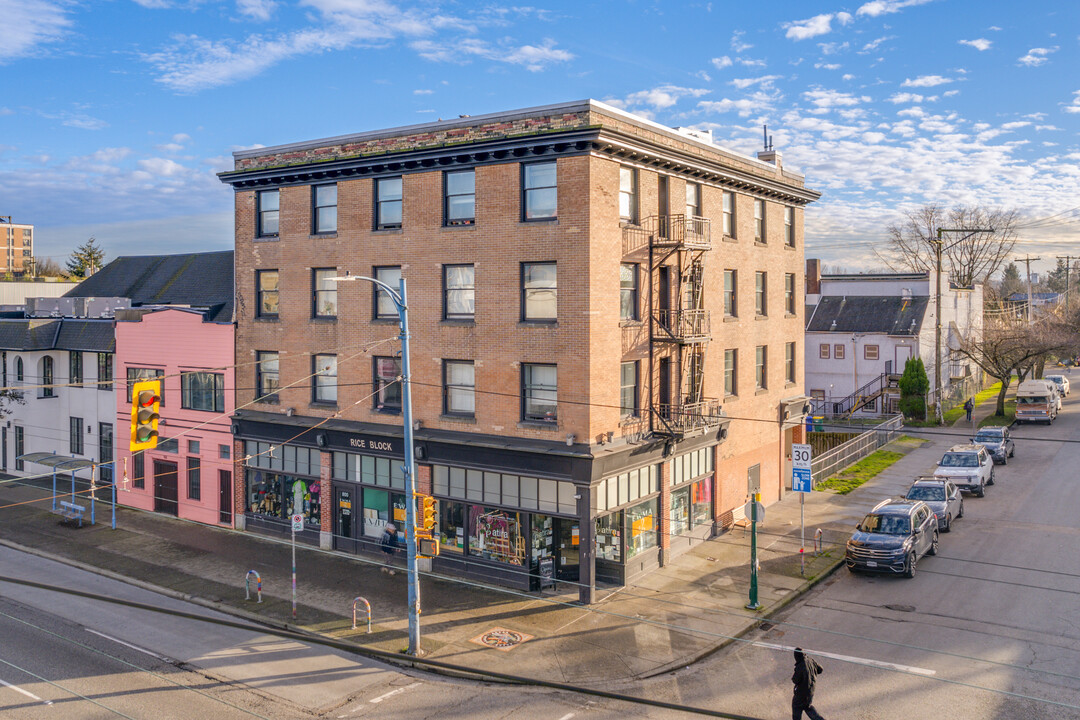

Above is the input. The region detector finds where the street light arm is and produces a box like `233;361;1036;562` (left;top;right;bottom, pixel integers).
332;274;406;311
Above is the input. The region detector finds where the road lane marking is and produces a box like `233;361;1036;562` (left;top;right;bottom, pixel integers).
0;677;52;704
369;682;421;704
86;629;171;662
557;713;576;720
752;641;936;676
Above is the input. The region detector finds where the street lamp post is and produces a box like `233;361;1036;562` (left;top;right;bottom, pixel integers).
335;273;422;656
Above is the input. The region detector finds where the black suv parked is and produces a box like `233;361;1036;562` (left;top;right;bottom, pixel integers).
845;499;939;578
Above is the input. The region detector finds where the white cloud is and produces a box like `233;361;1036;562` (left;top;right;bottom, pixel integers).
802;87;869;112
0;107;14;116
1000;121;1031;131
711;56;733;70
730;31;753;53
1063;90;1080;114
842;73;854;81
730;75;781;90
942;90;960;97
0;0;70;62
614;85;710;110
860;36;892;52
237;0;276;21
145;3;570;92
902;74;952;87
697;91;777;118
40;110;108;130
413;88;433;95
138;157;188;177
888;92;923;104
1018;47;1058;67
814;63;841;70
856;0;933;17
784;14;840;41
818;41;849;55
959;38;992;51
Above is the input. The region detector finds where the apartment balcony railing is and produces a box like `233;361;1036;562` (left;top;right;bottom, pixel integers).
652;308;710;344
621;214;712;255
652;398;723;438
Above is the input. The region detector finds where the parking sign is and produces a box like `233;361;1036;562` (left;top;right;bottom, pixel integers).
291;514;304;532
792;443;812;493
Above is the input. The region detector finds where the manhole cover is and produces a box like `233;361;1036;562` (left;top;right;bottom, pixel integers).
470;627;534;651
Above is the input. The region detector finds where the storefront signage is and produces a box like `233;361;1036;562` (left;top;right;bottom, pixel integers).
538;556;555;589
346;437;397;452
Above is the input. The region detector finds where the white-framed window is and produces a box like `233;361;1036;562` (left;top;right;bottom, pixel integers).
312;183;337;234
313;354;338;404
619;166;637;222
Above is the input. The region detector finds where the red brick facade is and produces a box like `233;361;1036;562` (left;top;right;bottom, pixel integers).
223;100;818;595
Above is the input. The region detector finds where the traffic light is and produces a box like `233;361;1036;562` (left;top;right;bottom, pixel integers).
418;536;439;558
130;380;161;451
421;494;436;532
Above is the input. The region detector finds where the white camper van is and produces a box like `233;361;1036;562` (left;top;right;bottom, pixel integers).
1015;379;1058;424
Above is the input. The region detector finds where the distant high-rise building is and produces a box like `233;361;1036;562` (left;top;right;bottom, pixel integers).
0;217;34;275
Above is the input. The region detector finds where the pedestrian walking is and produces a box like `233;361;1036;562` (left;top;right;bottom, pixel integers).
964;397;974;422
791;647;826;720
380;523;397;575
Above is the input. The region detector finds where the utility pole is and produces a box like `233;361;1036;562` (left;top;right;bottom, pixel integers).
335;273;423;656
1019;255;1040;325
932;228;994;423
1057;255;1073;313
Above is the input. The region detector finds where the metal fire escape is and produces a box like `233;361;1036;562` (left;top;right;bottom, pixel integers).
627;214;723;439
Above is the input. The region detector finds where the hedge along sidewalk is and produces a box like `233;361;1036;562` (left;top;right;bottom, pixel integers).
814;436;928;494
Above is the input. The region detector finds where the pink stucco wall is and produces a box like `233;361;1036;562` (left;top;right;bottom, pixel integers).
115;309;235;526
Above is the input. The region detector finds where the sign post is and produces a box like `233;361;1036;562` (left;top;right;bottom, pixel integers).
290;513;302;621
791;443;813;577
745;496;765;610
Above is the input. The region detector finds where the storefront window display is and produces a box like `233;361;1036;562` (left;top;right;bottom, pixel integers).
670;488;690;536
468;506;524;565
627;498;658;558
438;500;466;554
246;469;321;525
595;512;622;562
531;514;553;565
362;488;407;544
691;478;712;526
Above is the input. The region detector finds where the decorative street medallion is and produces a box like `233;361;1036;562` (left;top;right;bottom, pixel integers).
470;627;533;651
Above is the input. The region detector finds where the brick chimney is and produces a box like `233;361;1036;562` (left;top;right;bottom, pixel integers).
806;258;821;295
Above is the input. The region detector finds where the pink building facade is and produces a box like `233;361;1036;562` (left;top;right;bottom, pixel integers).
114;308;236;525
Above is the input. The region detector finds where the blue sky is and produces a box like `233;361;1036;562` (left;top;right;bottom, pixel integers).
2;0;1078;274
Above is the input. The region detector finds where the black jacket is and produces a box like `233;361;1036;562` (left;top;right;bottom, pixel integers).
380;529;396;552
792;650;823;703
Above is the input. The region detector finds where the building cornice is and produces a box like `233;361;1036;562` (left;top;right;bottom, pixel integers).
219;125;819;204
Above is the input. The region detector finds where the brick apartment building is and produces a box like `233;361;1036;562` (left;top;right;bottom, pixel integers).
219;100;819;602
0;216;34;275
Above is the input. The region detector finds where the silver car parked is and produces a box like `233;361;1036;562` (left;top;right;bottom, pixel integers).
904;478;963;532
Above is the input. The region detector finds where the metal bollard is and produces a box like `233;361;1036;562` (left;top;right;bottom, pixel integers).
352;596;372;633
813;528;823;556
245;570;262;603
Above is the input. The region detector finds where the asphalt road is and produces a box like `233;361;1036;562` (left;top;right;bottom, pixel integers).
638;390;1080;719
0;548;695;719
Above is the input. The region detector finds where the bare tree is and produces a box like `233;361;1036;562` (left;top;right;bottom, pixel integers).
955;307;1080;416
876;205;1020;287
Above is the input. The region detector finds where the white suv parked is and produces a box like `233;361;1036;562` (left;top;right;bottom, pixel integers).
934;444;995;497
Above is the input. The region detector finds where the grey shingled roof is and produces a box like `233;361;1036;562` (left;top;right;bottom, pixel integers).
806;296;929;335
0;318;114;352
64;251;234;323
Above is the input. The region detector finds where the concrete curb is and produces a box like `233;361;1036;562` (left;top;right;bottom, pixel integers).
638;547;847;680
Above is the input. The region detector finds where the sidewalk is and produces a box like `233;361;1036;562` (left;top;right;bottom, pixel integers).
0;432;954;686
950;383;1017;430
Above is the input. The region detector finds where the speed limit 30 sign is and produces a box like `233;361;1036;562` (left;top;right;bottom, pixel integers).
792;443;812;493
